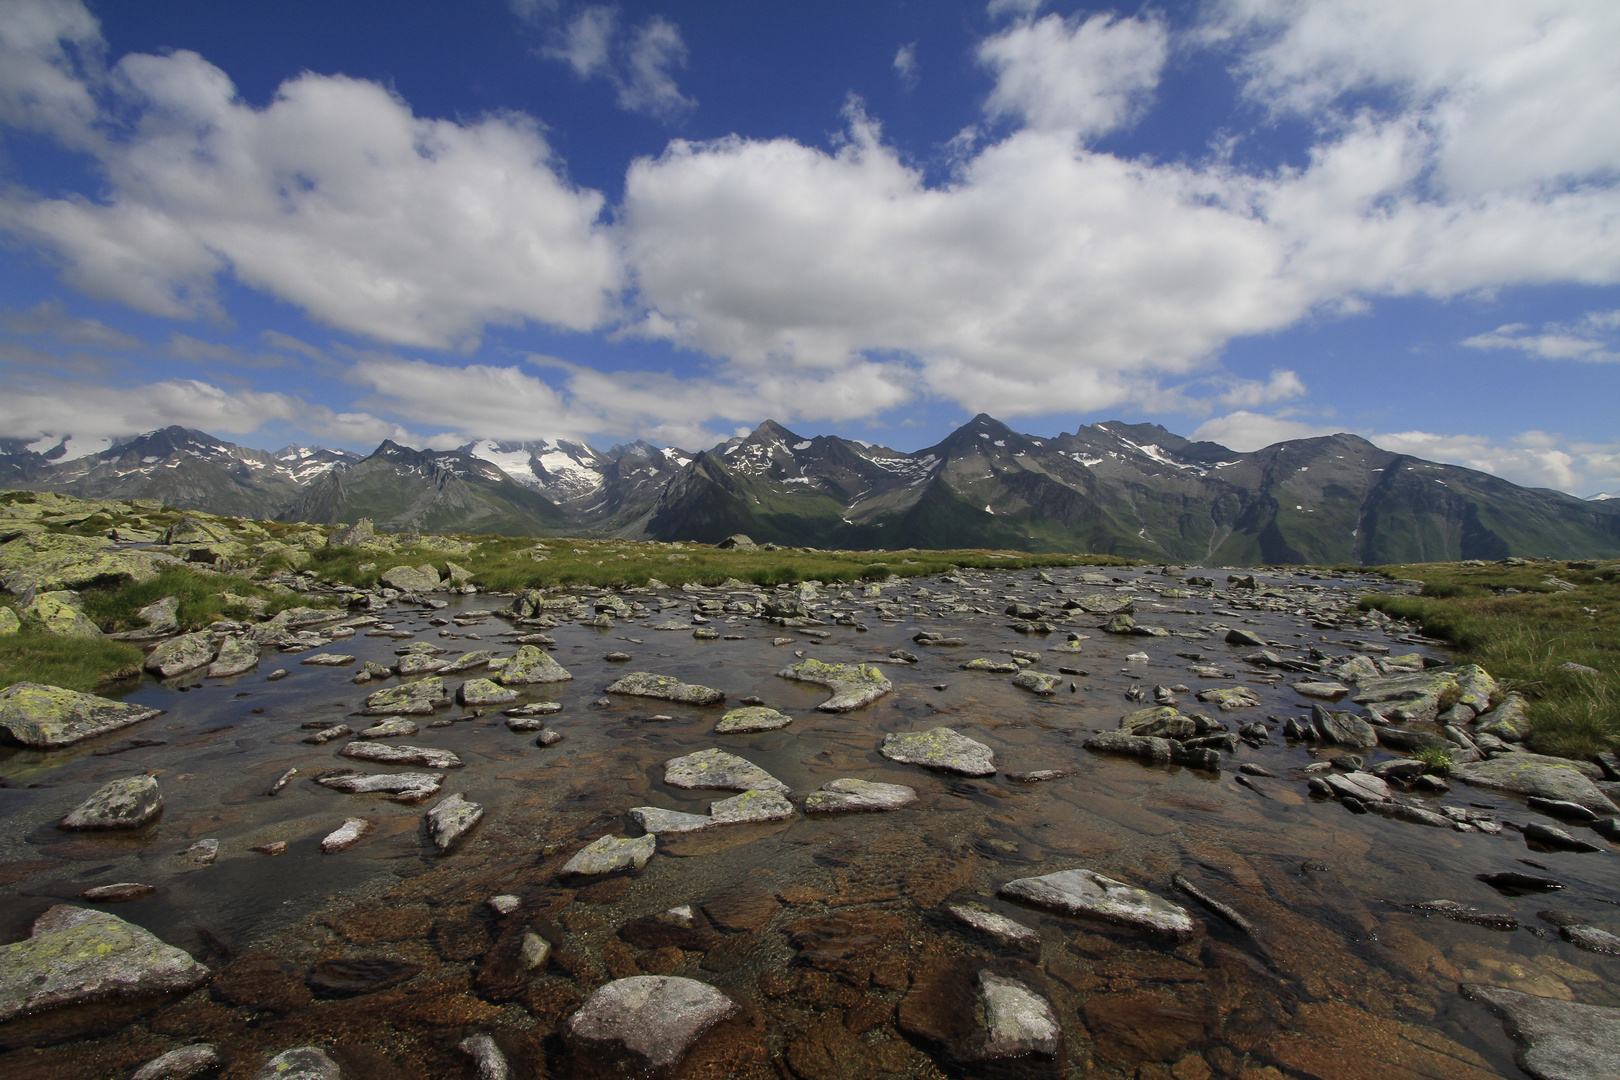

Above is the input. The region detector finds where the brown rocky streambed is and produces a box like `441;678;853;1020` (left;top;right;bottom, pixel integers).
3;566;1619;1080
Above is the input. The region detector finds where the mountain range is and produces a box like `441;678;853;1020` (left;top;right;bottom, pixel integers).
4;418;1618;566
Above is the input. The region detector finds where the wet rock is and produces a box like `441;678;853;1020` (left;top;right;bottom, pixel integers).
1535;912;1620;955
1317;771;1392;803
627;805;713;835
206;635;260;677
999;868;1195;939
361;677;449;715
1294;680;1350;700
340;741;463;769
496;645;573;686
1462;983;1620;1080
1120;706;1198;740
1352;668;1460;722
715;705;792;733
946;906;1041;957
1195;686;1261;710
1366;801;1454;828
0;905;209;1026
1523;822;1601;853
1225;629;1267;647
442;649;495;674
1085;729;1176;764
144;632;217;679
880;727;995;776
506;716;546;732
301;724;351;745
1452;756;1617;815
0;682;162;748
302;653;356;667
963;658;1020;674
978;972;1062;1061
60;774;162;829
708;789;796;826
606;670;723;705
425;792;483;853
130;1043;221;1080
704;882;781;932
354;717;418;740
1310;703;1379;748
320;817;372;852
245;1047;342;1080
777;658;892;711
178;839;219;867
1010;670;1062;695
1475;692;1533;741
565;975;739;1073
458;677;517;706
316;771;444;800
1527;796;1599;823
79;882;157;902
664;748;790;793
804;778;918;814
268;767;299;796
1477;871;1564;892
507;701;563;718
459;1033;511;1080
561;834;657;876
393;653;445;676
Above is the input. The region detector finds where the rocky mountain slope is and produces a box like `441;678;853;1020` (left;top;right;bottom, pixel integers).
5;418;1618;564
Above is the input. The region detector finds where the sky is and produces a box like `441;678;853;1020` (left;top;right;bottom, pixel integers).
0;0;1617;497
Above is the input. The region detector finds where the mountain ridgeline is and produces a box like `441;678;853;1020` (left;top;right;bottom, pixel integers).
5;418;1618;566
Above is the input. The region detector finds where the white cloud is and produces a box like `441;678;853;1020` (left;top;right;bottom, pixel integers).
978;12;1168;137
893;43;919;89
1191;410;1337;451
1;298;140;350
987;0;1044;19
0;0;101;147
1462;311;1620;362
542;5;694;118
0;374;303;441
0;4;621;348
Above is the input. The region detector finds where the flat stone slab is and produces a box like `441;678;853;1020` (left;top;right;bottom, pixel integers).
144;633;216;679
316;772;444;800
880;727;995;776
206;636;260;677
354;717;418;740
947;907;1041;954
715;706;792;733
561;834;657;876
628;805;714;835
607;671;725;705
321;817;372;853
1462;983;1620;1080
60;775;163;830
0;905;210;1026
496;646;574;686
458;677;516;706
340;742;463;769
1196;686;1261;710
630;789;795;834
248;1047;343;1080
804;777;919;813
777;658;892;711
361;677;449;715
0;683;163;748
1010;671;1062;695
131;1043;222;1080
999;868;1195;939
1293;681;1350;699
1452;757;1618;815
424;792;483;853
567;976;739;1072
977;972;1061;1060
664;748;790;793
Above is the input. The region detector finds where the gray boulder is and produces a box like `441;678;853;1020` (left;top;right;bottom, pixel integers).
458;677;517;706
248;1047;343;1080
1452;756;1617;815
715;706;792;733
1462;984;1620;1080
361;677;449;715
20;590;103;638
495;646;574;686
976;973;1061;1060
560;834;657;876
424;793;483;853
316;772;443;801
0;906;209;1026
664;748;789;793
130;1043;222;1080
206;635;260;677
144;632;216;679
1476;692;1533;741
777;658;892;711
0;682;162;748
1010;671;1062;695
804;778;918;814
381;564;441;592
1311;703;1379;748
339;742;463;769
566;976;739;1072
880;727;995;776
605;670;722;705
60;775;162;829
999;868;1195;939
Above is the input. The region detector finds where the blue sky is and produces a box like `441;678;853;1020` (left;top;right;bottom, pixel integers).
0;0;1617;495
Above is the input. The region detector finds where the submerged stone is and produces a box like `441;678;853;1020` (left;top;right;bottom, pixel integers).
566;976;739;1072
424;792;483;853
339;742;463;769
247;1047;343;1080
999;868;1195;939
1452;756;1617;815
1462;984;1620;1080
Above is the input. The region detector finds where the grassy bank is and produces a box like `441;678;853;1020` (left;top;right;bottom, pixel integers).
0;631;143;693
1359;559;1619;759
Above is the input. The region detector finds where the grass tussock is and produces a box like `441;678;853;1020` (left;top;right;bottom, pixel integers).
0;631;143;693
1360;559;1620;758
76;568;331;634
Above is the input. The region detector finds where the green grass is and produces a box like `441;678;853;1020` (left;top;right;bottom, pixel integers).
75;568;332;633
0;631;143;693
1412;745;1455;773
1359;559;1620;759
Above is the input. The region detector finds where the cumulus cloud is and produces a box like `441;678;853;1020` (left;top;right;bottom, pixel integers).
1462;311;1620;362
542;5;695;118
1191;410;1338;451
0;1;621;348
2;298;140;350
979;12;1168;137
0;374;302;441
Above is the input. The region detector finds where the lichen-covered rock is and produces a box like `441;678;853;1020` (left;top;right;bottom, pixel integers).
361;677;449;715
0;906;209;1027
496;646;573;686
627;805;713;835
566;976;739;1072
339;742;463;769
999;868;1195;939
777;658;892;711
248;1046;343;1080
664;748;790;793
715;706;792;733
60;775;163;829
1311;703;1379;748
206;635;259;678
144;632;216;679
130;1043;222;1080
20;590;102;638
162;516;234;545
1010;671;1062;695
0;532;182;595
1353;668;1458;722
1462;984;1620;1080
0;682;162;748
424;793;483;853
880;727;995;776
804;778;918;814
1476;692;1532;741
707;788;796;827
1196;686;1261;710
0;607;19;635
561;834;657;876
316;772;443;800
607;670;723;705
1119;706;1197;740
354;717;418;739
1452;756;1617;815
381;564;442;592
962;658;1019;674
458;677;517;706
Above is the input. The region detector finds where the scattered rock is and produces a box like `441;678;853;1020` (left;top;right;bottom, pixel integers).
247;1046;343;1080
207;635;260;677
999;868;1195;939
1311;703;1379;748
880;727;995;776
1475;693;1533;741
565;975;739;1073
130;1043;222;1080
1452;756;1617;815
361;677;449;715
0;682;162;748
79;882;157;902
300;724;351;745
606;670;724;705
496;646;573;686
1196;686;1261;710
340;742;463;769
354;717;418;740
320;818;372;853
715;706;792;733
59;775;162;830
804;778;918;813
1010;670;1062;695
458;678;517;706
777;658;892;711
561;834;657;876
1462;983;1620;1080
144;633;217;679
424;793;483;853
945;906;1041;957
664;748;790;793
316;772;443;800
977;972;1062;1061
1524;822;1601;853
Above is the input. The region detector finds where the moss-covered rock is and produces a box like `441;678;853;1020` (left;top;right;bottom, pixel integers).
0;682;163;748
880;727;996;776
0;607;19;635
362;677;450;715
776;658;891;711
20;590;102;638
497;646;574;686
143;632;216;679
59;775;163;829
0;533;183;595
605;670;719;704
162;516;234;545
